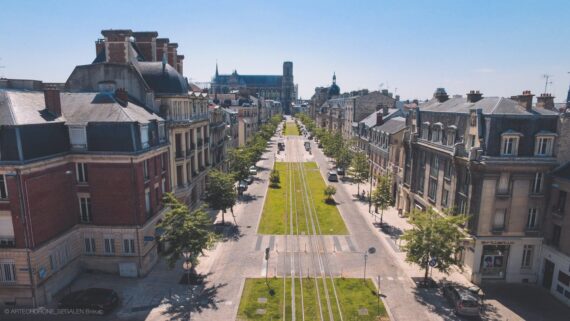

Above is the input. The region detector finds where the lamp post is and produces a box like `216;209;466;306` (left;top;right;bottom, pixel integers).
182;251;193;320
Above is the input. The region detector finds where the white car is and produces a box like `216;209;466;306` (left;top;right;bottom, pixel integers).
249;166;257;175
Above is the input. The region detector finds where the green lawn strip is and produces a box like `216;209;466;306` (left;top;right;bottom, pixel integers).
237;278;284;321
302;163;348;235
284;122;300;136
258;162;289;234
334;278;387;320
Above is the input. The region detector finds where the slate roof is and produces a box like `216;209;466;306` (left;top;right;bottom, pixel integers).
373;117;406;134
137;62;189;94
354;91;397;111
0;89;163;126
359;107;404;128
419;96;559;116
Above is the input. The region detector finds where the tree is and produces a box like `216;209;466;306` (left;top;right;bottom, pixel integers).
372;173;393;225
205;170;237;224
350;151;370;195
228;148;251;182
335;146;353;171
324;185;337;204
269;169;280;188
401;207;468;283
158;193;216;269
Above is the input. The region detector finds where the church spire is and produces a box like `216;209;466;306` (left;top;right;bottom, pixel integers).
333;72;336;84
215;61;219;78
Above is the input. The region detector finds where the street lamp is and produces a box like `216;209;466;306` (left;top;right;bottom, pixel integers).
363;247;376;281
182;251;194;320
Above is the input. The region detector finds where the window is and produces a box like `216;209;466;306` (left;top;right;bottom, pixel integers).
0;260;16;283
0;174;7;199
502;137;515;155
158;122;166;142
84;237;96;254
161;153;166;171
456;197;466;214
155;186;160;205
527;208;538;230
122;237;136;254
444;160;452;179
469;134;476;148
69;125;87;150
145;188;151;216
161;178;166;194
552;225;562;248
428;178;437;201
555;191;567;213
531;172;544;194
104;237;116;255
140;124;149;149
143;160;149;180
422;123;430;139
430;156;439;177
79;196;91;223
535;136;554;156
442;189;449;206
521;245;534;269
446;129;456;146
493;209;506;230
432;127;441;142
497;173;510;195
76;163;88;183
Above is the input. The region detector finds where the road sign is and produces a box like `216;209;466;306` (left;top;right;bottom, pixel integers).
368;247;376;254
265;247;270;260
428;258;438;267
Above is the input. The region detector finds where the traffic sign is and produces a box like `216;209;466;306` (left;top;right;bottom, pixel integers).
265;247;270;260
428;258;437;267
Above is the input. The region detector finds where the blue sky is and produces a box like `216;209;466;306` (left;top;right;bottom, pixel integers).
1;0;569;101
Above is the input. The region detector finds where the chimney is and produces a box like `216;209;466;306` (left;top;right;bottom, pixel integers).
95;38;105;57
434;88;449;103
511;90;534;111
536;93;555;110
466;90;483;103
176;55;184;75
395;94;400;101
101;29;133;64
156;38;170;66
376;112;383;126
43;85;62;117
383;104;389;116
381;89;389;96
132;31;158;61
167;43;178;68
115;88;128;107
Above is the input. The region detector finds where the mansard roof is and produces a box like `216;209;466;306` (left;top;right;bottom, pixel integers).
419;96;558;116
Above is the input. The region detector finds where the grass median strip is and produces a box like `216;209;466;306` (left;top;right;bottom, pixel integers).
284;122;300;136
237;278;387;321
258;162;347;235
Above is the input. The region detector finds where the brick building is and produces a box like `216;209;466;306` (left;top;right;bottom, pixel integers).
0;79;168;306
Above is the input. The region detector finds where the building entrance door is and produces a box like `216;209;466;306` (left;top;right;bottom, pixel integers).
543;259;555;290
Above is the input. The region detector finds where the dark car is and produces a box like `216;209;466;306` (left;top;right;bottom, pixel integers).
245;176;254;185
441;283;480;317
59;288;119;315
238;180;248;191
327;171;339;182
336;167;345;176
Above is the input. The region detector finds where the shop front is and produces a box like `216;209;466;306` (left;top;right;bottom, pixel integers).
480;244;510;279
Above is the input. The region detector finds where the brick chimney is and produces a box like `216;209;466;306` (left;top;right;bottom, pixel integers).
376;112;383;126
536;93;555;110
176;55;184;75
466;90;483;103
434;88;449;103
44;85;62;117
511;90;534;111
101;29;133;64
132;31;158;61
156;38;170;65
95;38;105;57
115;88;128;107
167;43;178;69
383;104;389;116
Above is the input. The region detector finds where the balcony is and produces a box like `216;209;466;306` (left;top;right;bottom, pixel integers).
0;238;15;248
175;150;184;159
197;138;203;147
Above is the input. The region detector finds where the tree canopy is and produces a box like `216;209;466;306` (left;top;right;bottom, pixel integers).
372;173;393;223
350;151;370;194
205;169;237;224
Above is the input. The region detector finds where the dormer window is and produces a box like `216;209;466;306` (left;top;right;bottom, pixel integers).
501;131;522;156
422;122;430;140
69;125;87;151
432;123;443;143
534;132;556;157
140;124;149;149
158;122;166;143
446;125;457;146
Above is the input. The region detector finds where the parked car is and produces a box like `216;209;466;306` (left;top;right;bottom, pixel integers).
58;288;119;315
442;283;481;317
249;166;257;175
327;171;339;182
238;180;248;191
336;167;345;176
245;176;254;185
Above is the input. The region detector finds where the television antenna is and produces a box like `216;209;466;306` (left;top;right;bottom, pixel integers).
543;74;553;93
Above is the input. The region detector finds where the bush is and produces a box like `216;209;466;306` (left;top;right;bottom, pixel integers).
324;185;337;204
269;170;280;188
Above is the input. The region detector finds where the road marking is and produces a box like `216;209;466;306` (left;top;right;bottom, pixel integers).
255;235;263;251
333;236;342;252
386;276;394;281
269;235;275;250
345;236;357;252
397;276;404;281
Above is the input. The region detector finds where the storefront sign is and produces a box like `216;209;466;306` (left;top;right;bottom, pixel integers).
481;240;515;245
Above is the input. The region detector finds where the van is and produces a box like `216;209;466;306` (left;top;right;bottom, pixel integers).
442;284;481;317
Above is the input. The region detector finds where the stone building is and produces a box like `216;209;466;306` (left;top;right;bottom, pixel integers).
209;105;227;171
309;73;340;119
402;88;560;284
211;62;295;114
0;79;168;306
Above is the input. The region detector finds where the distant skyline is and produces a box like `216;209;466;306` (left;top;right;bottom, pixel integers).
1;0;569;101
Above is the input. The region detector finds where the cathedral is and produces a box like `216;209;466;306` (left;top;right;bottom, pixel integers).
210;61;295;114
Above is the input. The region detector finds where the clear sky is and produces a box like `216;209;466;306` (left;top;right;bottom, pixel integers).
1;0;569;101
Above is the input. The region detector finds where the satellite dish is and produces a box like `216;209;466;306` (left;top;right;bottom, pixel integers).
368;247;376;254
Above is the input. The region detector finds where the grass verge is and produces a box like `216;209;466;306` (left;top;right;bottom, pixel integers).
284;122;300;136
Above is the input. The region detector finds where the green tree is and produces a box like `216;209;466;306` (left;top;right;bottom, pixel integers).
350;151;370;195
205;170;237;224
372;173;393;225
335;145;353;171
228;148;251;182
158;193;216;269
324;185;337;204
401;208;469;283
269;169;280;188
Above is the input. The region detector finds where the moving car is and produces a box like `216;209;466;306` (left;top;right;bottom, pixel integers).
278;140;285;151
58;288;119;315
442;283;481;317
245;176;254;185
304;141;311;151
249;166;257;175
327;171;339;182
336;167;345;176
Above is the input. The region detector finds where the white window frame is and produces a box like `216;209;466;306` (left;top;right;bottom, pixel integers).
145;188;151;215
104;236;116;255
493;209;506;230
527;208;538;230
76;163;88;183
534;136;554;157
497;173;510;195
84;236;96;254
531;172;544;194
122;236;136;255
69;125;87;150
79;196;91;223
0;260;16;283
140;124;149;149
521;245;534;269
